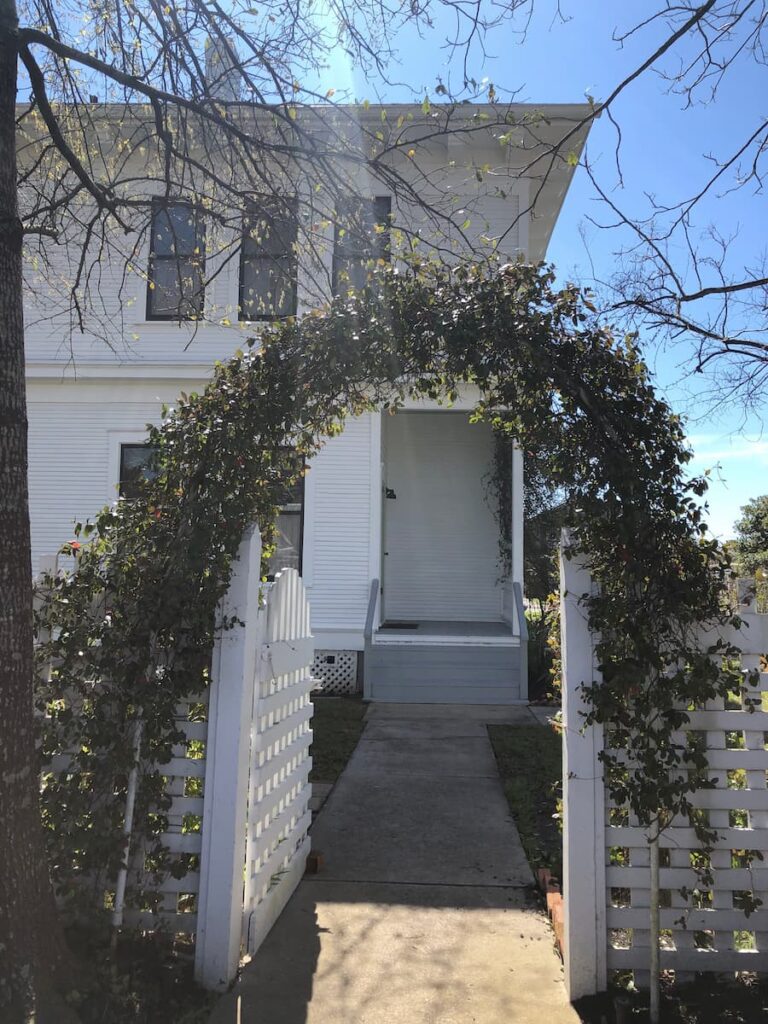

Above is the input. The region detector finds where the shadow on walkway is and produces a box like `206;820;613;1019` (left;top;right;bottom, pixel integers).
209;703;577;1024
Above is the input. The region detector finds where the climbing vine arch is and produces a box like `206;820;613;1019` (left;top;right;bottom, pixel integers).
37;261;744;917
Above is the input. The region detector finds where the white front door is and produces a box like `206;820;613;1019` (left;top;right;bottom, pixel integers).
382;411;502;622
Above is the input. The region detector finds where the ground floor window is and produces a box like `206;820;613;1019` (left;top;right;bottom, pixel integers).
119;443;158;499
268;463;305;578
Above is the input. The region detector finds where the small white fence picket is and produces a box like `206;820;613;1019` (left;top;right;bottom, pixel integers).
561;543;768;999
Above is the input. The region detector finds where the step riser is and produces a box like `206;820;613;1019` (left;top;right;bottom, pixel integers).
365;643;522;704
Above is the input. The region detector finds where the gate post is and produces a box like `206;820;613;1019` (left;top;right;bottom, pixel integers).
195;526;262;990
560;535;607;1000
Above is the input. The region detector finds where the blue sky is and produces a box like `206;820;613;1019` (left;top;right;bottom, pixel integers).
325;1;767;538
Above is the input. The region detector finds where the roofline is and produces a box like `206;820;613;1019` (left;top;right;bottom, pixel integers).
15;99;594;121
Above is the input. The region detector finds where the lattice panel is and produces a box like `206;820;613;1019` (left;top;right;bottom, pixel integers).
243;567;313;949
604;645;768;986
311;650;358;694
244;676;313;919
123;695;209;939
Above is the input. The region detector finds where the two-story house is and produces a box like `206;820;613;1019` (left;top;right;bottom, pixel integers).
23;101;589;704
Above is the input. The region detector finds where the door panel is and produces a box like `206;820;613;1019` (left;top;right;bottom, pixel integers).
382;412;501;621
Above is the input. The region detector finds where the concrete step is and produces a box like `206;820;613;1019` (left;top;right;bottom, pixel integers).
365;642;522;704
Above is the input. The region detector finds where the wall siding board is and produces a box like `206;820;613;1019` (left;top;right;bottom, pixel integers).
24;173;525;369
305;414;374;633
28;386;377;640
28;395;165;567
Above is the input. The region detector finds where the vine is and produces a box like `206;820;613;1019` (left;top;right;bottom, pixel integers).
34;262;755;964
484;431;514;579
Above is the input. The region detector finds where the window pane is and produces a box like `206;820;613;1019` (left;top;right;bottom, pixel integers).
149;257;204;317
268;513;302;576
267;454;304;576
151;203;200;257
242;199;297;258
240;258;297;319
240;198;298;320
333;258;371;293
333;196;391;294
119;444;158;499
148;200;205;319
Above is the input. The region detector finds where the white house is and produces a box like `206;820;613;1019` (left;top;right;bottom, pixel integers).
23;102;589;704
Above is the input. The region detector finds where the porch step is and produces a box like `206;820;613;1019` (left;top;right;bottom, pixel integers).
365;642;522;705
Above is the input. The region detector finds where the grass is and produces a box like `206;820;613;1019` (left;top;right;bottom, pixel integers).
309;695;367;782
487;722;562;876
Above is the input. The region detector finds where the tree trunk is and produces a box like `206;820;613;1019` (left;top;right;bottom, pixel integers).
0;3;76;1018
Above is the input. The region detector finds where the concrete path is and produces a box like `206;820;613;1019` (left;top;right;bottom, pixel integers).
209;703;579;1024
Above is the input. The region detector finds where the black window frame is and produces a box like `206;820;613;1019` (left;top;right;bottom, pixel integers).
146;197;207;321
118;443;158;500
238;196;299;322
332;195;391;295
267;456;305;580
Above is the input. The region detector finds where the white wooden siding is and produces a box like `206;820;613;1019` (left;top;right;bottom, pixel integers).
26;380;195;570
304;414;375;636
24;175;525;372
382;411;502;621
27;383;378;641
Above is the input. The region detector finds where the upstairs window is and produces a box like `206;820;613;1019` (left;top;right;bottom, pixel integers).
119;443;158;499
239;198;298;320
332;196;391;295
147;199;206;320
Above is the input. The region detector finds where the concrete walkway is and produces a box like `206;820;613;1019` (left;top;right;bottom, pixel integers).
210;702;578;1024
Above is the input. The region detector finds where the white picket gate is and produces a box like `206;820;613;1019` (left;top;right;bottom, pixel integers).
561;542;768;999
37;526;314;990
195;526;315;989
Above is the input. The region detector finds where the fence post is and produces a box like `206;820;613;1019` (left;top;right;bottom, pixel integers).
195;526;262;990
560;534;607;1000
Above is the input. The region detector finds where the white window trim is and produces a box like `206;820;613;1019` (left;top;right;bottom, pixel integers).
107;430;151;503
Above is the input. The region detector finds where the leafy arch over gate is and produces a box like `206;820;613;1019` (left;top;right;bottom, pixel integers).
37;260;743;907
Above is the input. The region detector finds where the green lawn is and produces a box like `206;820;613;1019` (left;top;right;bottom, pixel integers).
487;722;562;876
309;696;367;782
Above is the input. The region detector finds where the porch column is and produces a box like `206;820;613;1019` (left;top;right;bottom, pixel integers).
511;443;524;588
367;411;383;593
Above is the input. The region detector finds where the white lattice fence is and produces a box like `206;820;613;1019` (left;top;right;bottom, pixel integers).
38;528;314;989
122;696;209;938
36;558;212;942
243;566;314;954
311;650;359;693
194;527;314;990
561;547;768;999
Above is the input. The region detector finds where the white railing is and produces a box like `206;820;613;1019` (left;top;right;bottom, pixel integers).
561;543;768;998
512;580;528;700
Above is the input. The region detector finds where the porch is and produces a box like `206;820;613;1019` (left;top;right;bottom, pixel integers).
360;409;526;704
375;619;516;643
365;603;527;704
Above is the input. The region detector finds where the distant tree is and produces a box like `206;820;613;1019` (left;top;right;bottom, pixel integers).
732;495;768;577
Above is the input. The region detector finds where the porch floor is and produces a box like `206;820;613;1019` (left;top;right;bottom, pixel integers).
377;619;514;640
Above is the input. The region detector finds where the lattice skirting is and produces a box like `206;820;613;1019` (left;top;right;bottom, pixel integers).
311;650;360;694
